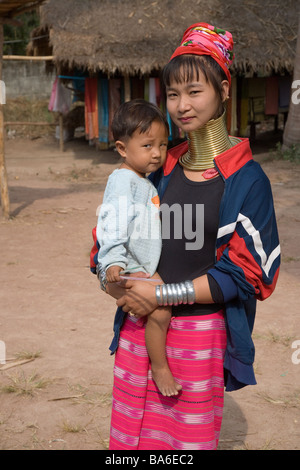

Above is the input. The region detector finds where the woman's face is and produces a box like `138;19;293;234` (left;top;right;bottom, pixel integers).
166;69;229;133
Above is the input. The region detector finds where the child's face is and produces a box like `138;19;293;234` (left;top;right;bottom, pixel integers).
166;68;228;133
117;120;168;177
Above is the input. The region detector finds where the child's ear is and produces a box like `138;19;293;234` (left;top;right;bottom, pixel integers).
115;140;127;158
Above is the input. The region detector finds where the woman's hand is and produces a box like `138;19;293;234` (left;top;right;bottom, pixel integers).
105;271;151;300
105;281;126;300
116;277;161;317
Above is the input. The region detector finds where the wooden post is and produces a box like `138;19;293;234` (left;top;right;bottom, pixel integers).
0;21;10;218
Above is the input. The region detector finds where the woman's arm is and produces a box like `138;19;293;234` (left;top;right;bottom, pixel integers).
209;173;280;302
193;275;214;303
116;273;213;316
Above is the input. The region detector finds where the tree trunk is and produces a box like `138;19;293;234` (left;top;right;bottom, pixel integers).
282;14;300;149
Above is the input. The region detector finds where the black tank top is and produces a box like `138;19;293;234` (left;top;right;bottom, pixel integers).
157;164;224;316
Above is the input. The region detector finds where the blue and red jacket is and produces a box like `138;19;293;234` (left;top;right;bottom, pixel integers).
90;137;280;392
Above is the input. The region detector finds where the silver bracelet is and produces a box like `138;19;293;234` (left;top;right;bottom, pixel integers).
161;284;168;306
96;262;107;292
185;280;196;304
155;281;195;307
155;284;163;306
180;282;188;304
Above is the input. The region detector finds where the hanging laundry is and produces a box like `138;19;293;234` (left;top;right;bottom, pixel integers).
85;77;98;140
48;77;72;115
56;78;71;114
48;77;58;112
149;78;156;105
98;77;109;145
265;76;279;115
71;73;86;103
279;76;292;110
108;78;122;142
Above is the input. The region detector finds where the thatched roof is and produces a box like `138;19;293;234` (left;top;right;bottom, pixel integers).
0;0;45;19
29;0;299;77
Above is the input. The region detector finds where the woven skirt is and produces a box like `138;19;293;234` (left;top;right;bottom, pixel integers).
109;311;226;450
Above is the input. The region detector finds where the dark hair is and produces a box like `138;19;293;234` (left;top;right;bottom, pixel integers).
112;99;169;141
162;54;227;104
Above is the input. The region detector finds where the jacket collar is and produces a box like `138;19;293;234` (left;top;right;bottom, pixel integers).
163;137;253;179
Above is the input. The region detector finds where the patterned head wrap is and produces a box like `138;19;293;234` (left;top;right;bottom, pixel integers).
170;22;234;85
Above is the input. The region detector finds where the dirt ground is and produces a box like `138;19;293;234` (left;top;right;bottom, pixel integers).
0;133;299;451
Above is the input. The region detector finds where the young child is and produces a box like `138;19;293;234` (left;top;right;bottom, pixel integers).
97;99;182;396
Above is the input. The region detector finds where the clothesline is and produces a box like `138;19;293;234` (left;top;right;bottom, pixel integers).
58;75;86;80
4;34;49;44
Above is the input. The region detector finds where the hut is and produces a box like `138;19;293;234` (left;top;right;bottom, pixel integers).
28;0;299;147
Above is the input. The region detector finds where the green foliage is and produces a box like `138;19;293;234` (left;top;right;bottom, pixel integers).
4;11;40;55
272;141;300;163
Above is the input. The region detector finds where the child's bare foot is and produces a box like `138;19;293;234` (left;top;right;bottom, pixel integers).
151;365;182;397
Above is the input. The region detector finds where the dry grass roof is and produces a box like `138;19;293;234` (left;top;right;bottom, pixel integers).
29;0;299;76
0;0;45;18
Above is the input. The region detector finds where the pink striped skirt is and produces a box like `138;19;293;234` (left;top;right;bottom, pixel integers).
109;311;226;450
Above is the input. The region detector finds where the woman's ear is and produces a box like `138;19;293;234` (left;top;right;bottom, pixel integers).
115;140;127;158
221;80;230;102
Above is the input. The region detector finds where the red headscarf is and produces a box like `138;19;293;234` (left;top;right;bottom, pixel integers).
170;23;234;85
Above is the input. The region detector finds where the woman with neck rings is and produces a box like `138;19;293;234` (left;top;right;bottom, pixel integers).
105;23;280;450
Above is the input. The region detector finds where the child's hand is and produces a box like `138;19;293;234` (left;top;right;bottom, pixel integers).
106;265;122;283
